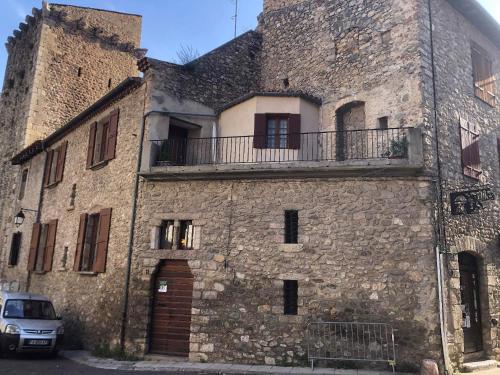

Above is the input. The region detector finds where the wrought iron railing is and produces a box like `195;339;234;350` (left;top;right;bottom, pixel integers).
307;321;397;371
151;128;410;166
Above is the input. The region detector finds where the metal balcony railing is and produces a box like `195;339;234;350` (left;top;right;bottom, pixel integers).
151;128;411;166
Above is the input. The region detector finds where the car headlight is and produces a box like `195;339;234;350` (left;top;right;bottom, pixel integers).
5;324;20;334
56;326;64;334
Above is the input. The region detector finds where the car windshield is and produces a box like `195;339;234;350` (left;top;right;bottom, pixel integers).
3;299;56;320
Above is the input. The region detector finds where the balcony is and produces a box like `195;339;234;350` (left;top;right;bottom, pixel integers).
142;127;424;180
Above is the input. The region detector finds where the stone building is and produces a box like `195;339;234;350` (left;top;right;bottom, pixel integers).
0;0;498;373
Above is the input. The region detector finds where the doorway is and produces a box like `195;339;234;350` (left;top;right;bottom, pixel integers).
150;260;194;357
458;252;483;354
160;125;188;165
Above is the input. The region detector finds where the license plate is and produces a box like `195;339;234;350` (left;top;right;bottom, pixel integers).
27;339;49;346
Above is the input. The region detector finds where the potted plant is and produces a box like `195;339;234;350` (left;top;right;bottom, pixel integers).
382;135;409;159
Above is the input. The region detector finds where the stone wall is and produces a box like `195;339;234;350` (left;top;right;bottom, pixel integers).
0;3;141;288
1;85;145;348
127;177;439;369
146;30;261;112
419;0;500;366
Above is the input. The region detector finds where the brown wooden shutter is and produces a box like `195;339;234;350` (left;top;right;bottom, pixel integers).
106;109;120;161
93;208;112;273
55;142;67;183
27;223;41;271
86;122;97;169
43;219;58;272
460;119;481;179
43;150;54;186
74;213;87;271
253;114;267;149
288;114;301;149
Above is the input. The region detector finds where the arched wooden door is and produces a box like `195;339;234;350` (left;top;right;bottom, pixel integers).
458;253;483;353
150;260;194;356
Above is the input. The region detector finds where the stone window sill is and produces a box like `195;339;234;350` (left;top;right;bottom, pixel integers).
33;271;47;275
77;271;98;276
279;244;304;253
90;160;108;171
45;181;60;189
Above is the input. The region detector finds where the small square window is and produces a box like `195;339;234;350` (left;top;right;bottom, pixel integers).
378;116;388;130
283;280;298;315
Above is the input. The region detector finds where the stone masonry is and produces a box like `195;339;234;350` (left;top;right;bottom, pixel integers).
0;0;498;373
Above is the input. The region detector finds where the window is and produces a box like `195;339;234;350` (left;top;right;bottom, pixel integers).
86;109;119;168
108;78;112;88
74;208;112;273
253;113;301;149
471;44;496;107
77;67;82;77
8;232;22;266
44;142;67;187
3;299;56;320
27;220;58;273
460;119;481;180
378;116;388;130
283;280;298;315
284;210;298;244
160;220;175;249
18;169;28;200
179;220;194;250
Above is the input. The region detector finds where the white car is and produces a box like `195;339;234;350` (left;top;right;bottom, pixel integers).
0;292;64;356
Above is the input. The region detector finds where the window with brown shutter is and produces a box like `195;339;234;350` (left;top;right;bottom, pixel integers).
27;220;58;272
87;109;120;169
44;142;68;187
74;209;112;273
43;220;58;272
27;223;41;271
471;43;496;107
460;119;482;180
254;113;301;149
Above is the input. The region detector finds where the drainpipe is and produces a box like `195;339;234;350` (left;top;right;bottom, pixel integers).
427;0;451;373
118;88;219;350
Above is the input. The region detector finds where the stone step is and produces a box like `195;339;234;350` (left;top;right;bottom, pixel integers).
462;360;499;373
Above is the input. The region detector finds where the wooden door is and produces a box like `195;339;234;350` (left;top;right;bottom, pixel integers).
150;260;193;356
459;253;483;354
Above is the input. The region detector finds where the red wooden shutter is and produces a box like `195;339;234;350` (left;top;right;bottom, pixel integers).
106;109;120;161
43;150;54;186
74;213;87;271
93;208;112;273
55;142;67;183
288;114;301;149
27;223;41;271
86;122;97;169
253;114;267;149
43;219;58;272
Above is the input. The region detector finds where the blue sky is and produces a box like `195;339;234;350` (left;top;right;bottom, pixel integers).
0;0;499;85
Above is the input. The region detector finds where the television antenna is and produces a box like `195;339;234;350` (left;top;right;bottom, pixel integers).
231;0;238;38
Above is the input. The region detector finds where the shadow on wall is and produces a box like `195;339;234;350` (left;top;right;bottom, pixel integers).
61;309;85;350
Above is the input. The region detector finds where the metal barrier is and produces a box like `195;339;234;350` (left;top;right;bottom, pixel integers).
307;322;396;371
151;128;410;166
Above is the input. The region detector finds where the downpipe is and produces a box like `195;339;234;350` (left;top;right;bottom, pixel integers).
436;244;451;375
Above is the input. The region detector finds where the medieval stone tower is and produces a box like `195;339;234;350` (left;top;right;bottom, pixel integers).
0;2;141;273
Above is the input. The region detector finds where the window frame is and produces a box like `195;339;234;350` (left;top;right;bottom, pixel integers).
44;142;67;188
178;220;195;250
265;114;290;149
91;118;110;167
159;220;175;250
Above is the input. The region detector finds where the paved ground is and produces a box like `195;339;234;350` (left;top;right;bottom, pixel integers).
0;354;216;375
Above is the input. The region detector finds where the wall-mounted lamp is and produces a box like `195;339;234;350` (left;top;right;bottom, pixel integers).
14;208;38;227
